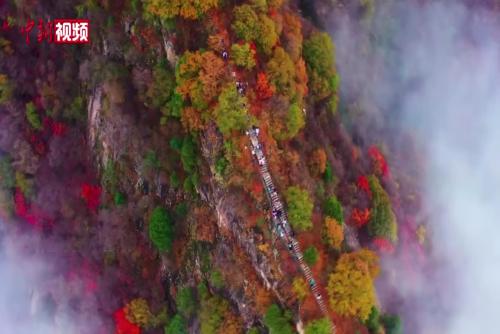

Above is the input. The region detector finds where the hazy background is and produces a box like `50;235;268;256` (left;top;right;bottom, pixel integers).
0;224;105;334
331;0;500;332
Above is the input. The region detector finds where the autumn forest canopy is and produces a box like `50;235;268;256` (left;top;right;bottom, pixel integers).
0;0;437;333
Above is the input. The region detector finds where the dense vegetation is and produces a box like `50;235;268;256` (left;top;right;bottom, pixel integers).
0;0;412;333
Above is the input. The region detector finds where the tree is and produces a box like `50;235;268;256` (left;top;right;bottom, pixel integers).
295;58;309;99
114;192;126;206
26;102;42;130
263;304;294;334
143;0;219;20
220;311;243;334
80;184;101;212
267;0;284;8
292;277;308;301
324;217;344;250
165;314;187;334
125;298;153;328
199;293;229;334
114;307;141;334
210;270;224;289
0;74;12;104
309;148;327;176
303;246;318;266
248;0;266;11
149;207;174;252
284;102;305;139
350;208;371;228
323;161;333;183
181;106;204;132
303;32;335;78
282;13;303;61
266;47;296;96
305;318;332;334
327;249;380;321
181;136;198;173
145;61;176;117
303;32;339;103
232;5;260;41
144;150;161;170
176;50;225;111
365;306;381;333
0;156;15;189
357;175;371;195
285;186;313;231
324;195;344;224
208;32;229;52
176;287;196;318
247;328;260;334
257;14;278;55
368;175;397;243
214;84;250;135
380;314;402;334
231;43;256;69
255;72;275;100
368;145;390;177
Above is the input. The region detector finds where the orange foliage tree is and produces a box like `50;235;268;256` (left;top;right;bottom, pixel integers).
327;249;380;321
176;50;226;112
254;286;272;315
181;106;204;132
295;58;309;99
309;148;327;177
350;208;371;228
208;31;229;52
282;12;303;61
324;217;344;250
255;72;275;100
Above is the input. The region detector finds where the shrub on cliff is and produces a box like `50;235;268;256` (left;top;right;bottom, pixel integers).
149;207;174;252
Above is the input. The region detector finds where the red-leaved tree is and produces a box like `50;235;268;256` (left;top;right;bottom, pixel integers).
368;145;390;177
357;175;371;196
81;184;102;212
256;72;275;100
373;237;395;254
113;308;141;334
350;208;371;228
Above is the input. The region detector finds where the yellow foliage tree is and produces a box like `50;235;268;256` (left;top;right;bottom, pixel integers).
292;277;309;302
266;47;296;96
125;298;153;328
327;249;380;321
416;224;426;245
257;14;278;55
143;0;219;20
324;217;344;250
